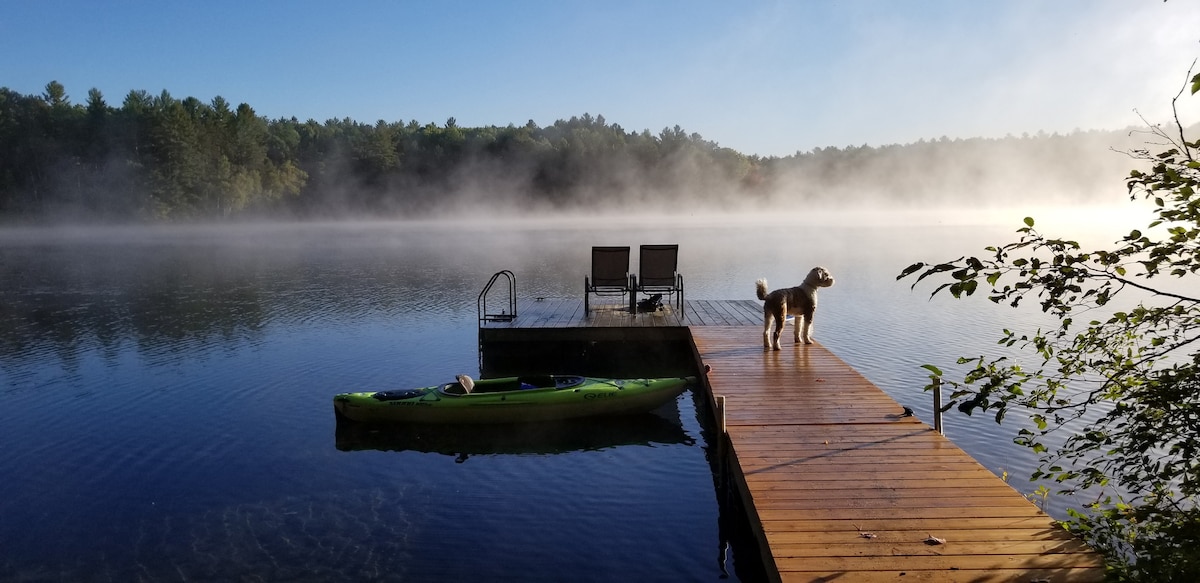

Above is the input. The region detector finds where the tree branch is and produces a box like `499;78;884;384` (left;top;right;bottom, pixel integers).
1108;271;1200;304
1173;59;1197;163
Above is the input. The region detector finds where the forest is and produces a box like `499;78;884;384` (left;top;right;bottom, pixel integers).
0;81;1153;222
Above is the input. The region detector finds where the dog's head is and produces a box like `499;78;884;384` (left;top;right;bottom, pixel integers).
804;267;835;289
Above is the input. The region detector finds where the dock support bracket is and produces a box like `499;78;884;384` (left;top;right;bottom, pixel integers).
932;377;944;435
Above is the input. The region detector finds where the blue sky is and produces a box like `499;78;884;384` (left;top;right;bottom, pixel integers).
3;1;1198;156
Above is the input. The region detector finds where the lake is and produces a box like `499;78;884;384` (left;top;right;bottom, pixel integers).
0;208;1135;581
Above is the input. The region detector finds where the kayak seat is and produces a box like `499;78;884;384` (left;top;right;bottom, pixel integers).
441;382;470;396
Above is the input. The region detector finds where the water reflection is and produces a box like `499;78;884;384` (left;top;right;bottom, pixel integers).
335;411;696;461
0;217;1031;363
1;225;482;375
0;215;1138;581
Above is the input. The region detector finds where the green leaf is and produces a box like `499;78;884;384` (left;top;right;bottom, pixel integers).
1023;217;1035;227
897;262;925;280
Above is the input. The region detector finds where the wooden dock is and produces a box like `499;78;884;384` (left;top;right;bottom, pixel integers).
480;297;763;328
692;325;1103;582
481;299;1105;582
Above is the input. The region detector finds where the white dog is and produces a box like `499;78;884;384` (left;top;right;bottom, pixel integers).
756;267;835;350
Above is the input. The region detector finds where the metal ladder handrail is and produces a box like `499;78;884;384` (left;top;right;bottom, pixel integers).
478;270;517;325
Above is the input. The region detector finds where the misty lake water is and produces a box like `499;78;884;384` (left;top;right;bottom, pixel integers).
0;209;1135;581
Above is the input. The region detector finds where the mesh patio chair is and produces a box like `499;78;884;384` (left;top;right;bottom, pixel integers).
584;246;633;313
632;244;683;310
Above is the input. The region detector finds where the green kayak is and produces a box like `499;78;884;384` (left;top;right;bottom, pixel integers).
333;374;694;424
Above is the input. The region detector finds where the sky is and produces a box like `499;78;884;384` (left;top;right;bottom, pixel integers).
3;1;1199;157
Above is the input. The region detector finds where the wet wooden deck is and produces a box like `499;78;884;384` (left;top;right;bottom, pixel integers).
691;325;1103;582
481;299;1104;582
479;297;760;328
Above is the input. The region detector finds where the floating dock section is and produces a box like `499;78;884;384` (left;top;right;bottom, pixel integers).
480;298;1104;582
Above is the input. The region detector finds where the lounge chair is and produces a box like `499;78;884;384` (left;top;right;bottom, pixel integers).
584;246;633;313
632;244;683;310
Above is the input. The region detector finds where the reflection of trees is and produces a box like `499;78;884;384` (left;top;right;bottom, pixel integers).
0;228;532;369
0;245;269;366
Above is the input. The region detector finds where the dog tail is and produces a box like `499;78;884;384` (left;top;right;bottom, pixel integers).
755;278;768;301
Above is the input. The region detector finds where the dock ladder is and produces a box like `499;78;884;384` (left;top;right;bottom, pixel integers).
478;270;517;325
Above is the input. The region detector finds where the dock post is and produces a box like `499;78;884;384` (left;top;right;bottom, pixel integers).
715;395;726;434
712;393;731;510
932;377;944;435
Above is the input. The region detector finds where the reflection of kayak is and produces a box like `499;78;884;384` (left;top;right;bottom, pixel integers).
335;412;695;458
333;375;695;424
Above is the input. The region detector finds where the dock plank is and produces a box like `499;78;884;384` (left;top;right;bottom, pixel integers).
481;298;761;329
686;300;714;325
690;325;1103;583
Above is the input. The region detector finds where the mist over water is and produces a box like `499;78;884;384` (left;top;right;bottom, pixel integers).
0;98;1155;225
0;204;1153;580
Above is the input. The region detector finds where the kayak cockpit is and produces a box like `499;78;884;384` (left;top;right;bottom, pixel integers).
438;375;587;396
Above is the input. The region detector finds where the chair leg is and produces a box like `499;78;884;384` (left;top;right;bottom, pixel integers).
629;275;637;314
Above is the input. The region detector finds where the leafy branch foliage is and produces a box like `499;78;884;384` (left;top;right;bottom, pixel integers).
899;71;1200;581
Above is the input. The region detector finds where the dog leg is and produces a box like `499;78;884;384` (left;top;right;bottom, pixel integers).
764;307;784;350
800;314;814;344
770;307;785;350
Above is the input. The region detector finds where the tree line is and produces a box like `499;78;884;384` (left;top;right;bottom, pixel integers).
0;81;1147;222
